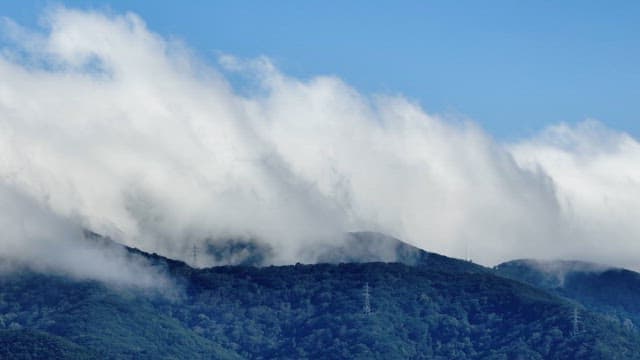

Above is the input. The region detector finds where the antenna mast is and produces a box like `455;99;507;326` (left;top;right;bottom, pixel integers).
192;245;198;267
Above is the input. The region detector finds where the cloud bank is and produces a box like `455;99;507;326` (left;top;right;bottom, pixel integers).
0;7;639;277
0;183;171;289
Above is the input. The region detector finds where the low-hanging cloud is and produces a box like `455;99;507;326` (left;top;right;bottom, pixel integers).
0;183;172;289
0;7;639;276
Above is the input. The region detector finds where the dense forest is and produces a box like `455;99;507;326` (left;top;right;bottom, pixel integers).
1;235;639;359
496;259;640;330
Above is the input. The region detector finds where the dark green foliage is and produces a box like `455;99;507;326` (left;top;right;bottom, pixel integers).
1;248;640;359
0;329;95;359
0;271;241;360
496;259;640;329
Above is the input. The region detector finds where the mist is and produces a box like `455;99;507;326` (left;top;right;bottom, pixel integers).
0;7;639;281
0;183;172;289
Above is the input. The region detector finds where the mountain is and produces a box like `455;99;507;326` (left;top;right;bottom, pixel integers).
1;235;639;359
0;329;96;359
317;232;488;274
495;259;640;331
175;231;488;273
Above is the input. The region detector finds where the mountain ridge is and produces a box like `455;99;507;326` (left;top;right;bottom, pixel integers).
0;232;639;358
495;258;640;332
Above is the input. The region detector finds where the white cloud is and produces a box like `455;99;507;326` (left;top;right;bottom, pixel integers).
0;7;639;277
510;121;640;269
0;183;171;289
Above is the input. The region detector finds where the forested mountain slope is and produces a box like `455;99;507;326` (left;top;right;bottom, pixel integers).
496;259;640;331
0;235;639;359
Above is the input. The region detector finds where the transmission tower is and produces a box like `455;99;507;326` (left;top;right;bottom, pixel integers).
465;242;470;262
571;307;581;335
192;245;198;267
363;282;372;315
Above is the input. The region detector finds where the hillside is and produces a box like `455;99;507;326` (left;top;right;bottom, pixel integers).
0;237;639;358
0;329;96;359
496;259;640;330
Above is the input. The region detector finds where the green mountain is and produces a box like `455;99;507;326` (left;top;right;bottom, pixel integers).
495;259;640;331
0;235;639;359
0;329;96;359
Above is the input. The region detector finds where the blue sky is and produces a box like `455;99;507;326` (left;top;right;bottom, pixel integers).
2;0;639;139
